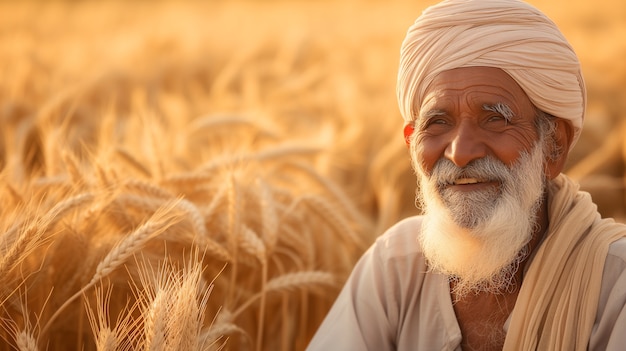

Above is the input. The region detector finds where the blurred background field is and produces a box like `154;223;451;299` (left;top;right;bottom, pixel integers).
0;0;624;350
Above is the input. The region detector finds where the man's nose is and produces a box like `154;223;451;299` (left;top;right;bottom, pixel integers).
444;121;488;168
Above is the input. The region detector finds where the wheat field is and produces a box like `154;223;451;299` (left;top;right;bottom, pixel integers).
0;0;624;350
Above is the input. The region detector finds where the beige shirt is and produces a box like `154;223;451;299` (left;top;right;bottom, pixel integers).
307;216;626;350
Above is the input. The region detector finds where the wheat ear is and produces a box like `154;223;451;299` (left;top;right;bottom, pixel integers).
0;193;94;280
144;290;170;351
0;299;40;351
201;308;249;351
167;264;208;351
41;199;183;336
89;200;183;286
124;179;173;199
256;178;278;253
15;330;39;351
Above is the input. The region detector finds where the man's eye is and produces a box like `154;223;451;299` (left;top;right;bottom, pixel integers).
487;115;509;125
426;118;448;127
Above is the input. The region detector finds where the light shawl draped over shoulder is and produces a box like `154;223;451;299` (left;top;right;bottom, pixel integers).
397;0;587;148
503;174;626;350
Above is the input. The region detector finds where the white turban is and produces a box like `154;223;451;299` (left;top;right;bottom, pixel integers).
397;0;586;148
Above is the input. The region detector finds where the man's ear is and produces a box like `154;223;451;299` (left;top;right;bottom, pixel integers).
545;119;575;180
403;123;414;147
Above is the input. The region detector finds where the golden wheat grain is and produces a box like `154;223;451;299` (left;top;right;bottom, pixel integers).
239;225;267;265
144;290;170;351
202;307;250;350
132;257;176;350
265;271;337;293
139;254;212;351
0;193;94;282
256;178;279;253
124;179;174;199
89;201;182;287
200;322;248;350
194;236;232;263
94;328;117;351
167;274;203;350
176;198;208;237
15;330;38;351
161;172;216;188
85;285;139;351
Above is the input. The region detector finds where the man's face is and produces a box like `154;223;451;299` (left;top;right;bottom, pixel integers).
408;66;548;295
414;66;539;184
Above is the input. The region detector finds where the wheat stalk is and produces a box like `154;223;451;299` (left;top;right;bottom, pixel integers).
232;271;337;319
115;147;153;178
60;150;84;185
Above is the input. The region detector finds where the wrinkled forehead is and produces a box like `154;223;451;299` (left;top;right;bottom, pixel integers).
417;67;535;115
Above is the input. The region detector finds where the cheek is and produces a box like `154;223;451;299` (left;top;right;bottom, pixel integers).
492;130;539;165
413;134;445;175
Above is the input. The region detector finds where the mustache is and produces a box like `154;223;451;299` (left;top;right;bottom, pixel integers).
430;157;511;186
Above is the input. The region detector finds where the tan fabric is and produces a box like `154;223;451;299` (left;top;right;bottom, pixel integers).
397;0;586;148
504;174;626;350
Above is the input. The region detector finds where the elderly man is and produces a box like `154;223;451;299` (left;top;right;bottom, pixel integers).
307;0;626;350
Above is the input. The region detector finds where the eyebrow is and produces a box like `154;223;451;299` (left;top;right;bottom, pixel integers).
418;109;446;120
482;102;515;121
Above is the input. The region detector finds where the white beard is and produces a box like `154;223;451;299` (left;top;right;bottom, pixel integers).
413;143;546;298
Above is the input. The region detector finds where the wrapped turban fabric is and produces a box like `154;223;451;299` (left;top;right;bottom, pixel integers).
397;0;586;148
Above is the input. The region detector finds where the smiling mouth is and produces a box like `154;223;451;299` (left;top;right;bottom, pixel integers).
452;177;486;185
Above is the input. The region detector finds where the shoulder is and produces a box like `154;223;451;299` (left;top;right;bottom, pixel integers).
356;216;429;289
603;236;626;283
372;215;425;261
607;236;626;264
597;234;626;305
